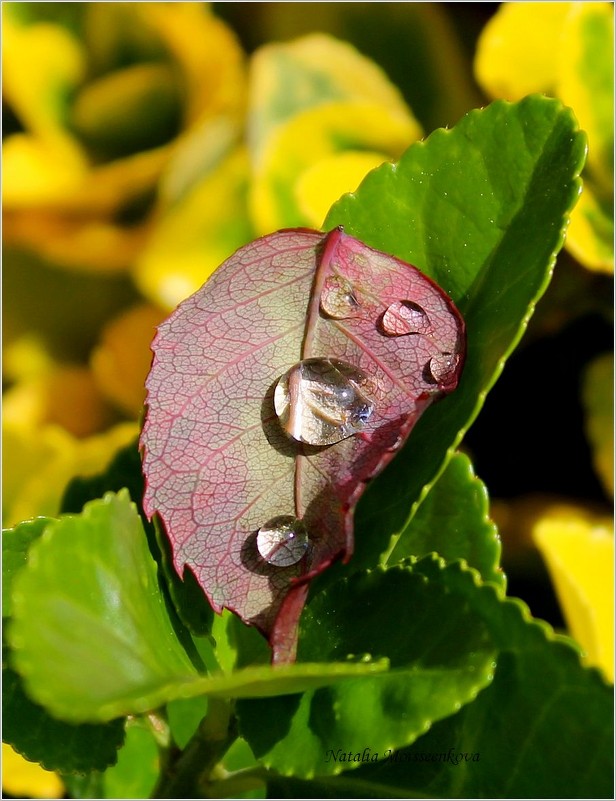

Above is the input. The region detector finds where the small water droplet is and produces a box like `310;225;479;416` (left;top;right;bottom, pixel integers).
274;358;375;446
320;275;361;319
381;300;431;336
256;515;309;567
427;352;459;384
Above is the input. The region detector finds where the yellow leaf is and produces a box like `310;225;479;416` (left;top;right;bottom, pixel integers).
2;743;63;800
582;353;614;497
138;2;246;126
250;101;419;233
2;134;88;208
91;303;167;417
474;2;572;100
249;33;417;166
534;510;614;682
2;422;138;528
296;150;389;228
135;147;252;309
2;7;85;136
474;1;614;274
557;3;614;181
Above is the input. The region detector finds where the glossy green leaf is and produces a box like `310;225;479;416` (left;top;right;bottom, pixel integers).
8;491;199;722
237;558;497;778
7;492;389;723
166;696;209;750
101;719;159;799
3;644;125;774
306;558;613;798
325;95;586;570
2;517;51;617
61;440;215;637
385;451;504;588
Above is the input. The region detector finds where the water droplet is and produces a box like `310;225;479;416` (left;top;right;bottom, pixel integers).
381;300;431;336
274;358;375;446
320;275;361;319
427;352;459;384
256;515;309;567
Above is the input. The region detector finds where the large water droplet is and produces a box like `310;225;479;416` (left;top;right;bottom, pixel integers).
256;515;309;567
381;300;431;336
320;275;361;319
274;358;375;446
427;352;459;384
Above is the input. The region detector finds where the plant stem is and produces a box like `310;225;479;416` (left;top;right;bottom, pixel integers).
151;698;237;799
205;765;269;798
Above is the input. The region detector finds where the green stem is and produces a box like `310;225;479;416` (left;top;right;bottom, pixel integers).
205;765;269;798
151;698;237;799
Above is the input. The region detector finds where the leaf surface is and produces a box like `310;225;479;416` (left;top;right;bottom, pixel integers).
141;227;465;658
237;558;497;778
324;95;586;571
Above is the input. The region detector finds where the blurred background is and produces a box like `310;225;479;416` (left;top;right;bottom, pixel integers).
2;3;613;795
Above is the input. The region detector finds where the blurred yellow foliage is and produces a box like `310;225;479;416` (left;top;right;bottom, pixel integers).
534;507;614;682
248;34;421;233
475;2;614;273
91;303;166;416
2;743;63;800
3;3;246;273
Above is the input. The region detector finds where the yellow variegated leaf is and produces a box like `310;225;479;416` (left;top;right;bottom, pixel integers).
139;2;246;125
582;353;614;498
475;1;613;273
70;63;182;161
2;7;85;135
2;134;88;208
250;101;419;233
3;364;112;439
296;150;388;228
2;422;138;528
135;147;252;309
534;509;614;682
475;2;572;99
557;3;614;181
2;744;63;800
248;33;418;166
91;303;167;417
565;185;614;274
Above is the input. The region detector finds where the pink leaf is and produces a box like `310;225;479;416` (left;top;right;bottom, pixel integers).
140;228;465;661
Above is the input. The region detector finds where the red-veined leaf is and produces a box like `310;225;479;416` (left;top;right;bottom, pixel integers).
140;228;465;661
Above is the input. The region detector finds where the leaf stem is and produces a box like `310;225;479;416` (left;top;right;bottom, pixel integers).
151;698;237;799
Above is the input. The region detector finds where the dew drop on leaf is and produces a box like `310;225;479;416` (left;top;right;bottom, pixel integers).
427;352;460;385
320;275;361;319
381;300;432;336
273;358;375;446
256;516;309;567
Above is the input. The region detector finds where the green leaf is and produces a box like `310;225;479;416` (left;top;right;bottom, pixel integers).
315;559;614;798
385;451;504;588
2;517;52;617
3;643;125;774
101;719;159;799
166;696;209;750
9;491;199;722
62;440;215;637
237;558;497;778
324;95;587;569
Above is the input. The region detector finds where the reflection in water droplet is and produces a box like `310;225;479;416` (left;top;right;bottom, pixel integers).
428;352;459;384
320;275;361;319
381;301;431;336
274;358;375;446
256;515;309;567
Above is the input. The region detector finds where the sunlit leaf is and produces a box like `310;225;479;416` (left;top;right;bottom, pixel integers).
534;508;614;682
